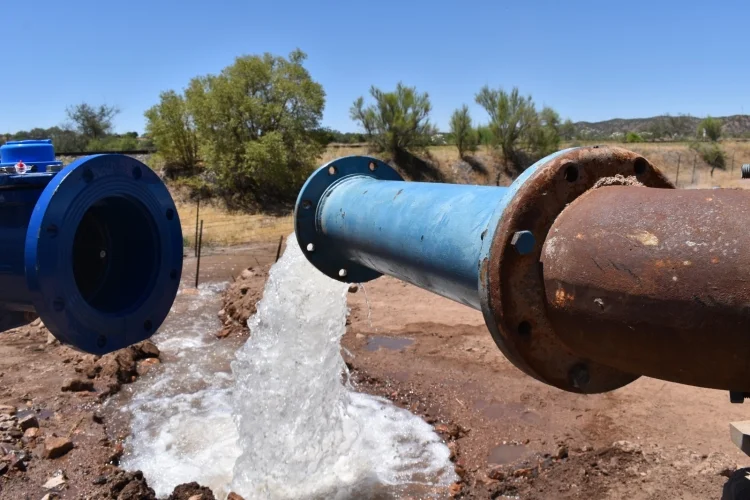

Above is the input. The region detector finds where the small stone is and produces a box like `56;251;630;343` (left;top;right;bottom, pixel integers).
448;441;459;460
137;340;160;359
23;427;39;439
240;269;254;279
41;495;57;500
355;333;365;339
46;332;59;345
348;285;359;293
226;494;245;500
449;482;462;497
9;456;26;471
92;475;107;485
0;405;16;416
93;411;104;424
61;378;94;392
44;437;74;459
137;358;161;376
555;445;569;460
108;443;124;465
18;414;38;431
487;465;505;480
215;327;232;339
43;474;67;489
188;496;202;500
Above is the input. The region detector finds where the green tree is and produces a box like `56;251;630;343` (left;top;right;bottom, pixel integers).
527;107;561;158
65;103;120;140
698;116;722;142
185;49;325;206
626;132;644;143
350;82;437;157
475;86;537;166
449;105;478;158
560;119;576;140
145;90;199;174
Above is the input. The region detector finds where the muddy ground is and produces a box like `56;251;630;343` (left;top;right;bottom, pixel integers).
3;239;750;499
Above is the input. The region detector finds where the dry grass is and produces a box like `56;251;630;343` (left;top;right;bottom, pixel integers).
177;200;293;248
174;141;750;248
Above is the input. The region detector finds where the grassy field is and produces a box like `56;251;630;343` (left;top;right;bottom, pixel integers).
178;141;750;248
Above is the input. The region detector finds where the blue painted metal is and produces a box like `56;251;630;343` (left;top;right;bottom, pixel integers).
0;139;63;173
295;150;575;311
0;142;183;354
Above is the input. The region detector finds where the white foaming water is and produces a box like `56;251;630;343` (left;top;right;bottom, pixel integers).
119;238;456;499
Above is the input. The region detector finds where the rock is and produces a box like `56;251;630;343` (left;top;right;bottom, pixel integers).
43;474;67;489
75;359;100;379
18;414;38;430
9;456;26;471
0;405;16;416
108;442;124;465
46;332;59;345
44;437;74;459
613;440;641;453
227;494;245;500
93;410;104;424
240;269;254;279
487;465;505;480
92;475;107;485
41;495;57;500
475;473;499;487
97;350;137;384
23;427;39;439
137;358;161;376
448;441;459;460
134;340;160;359
215;326;233;339
61;378;94;392
168;482;216;500
107;470;156;499
348;284;359;293
0;462;7;476
555;445;569;460
449;482;462;497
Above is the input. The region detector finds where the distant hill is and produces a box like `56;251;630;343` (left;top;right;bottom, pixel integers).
573;114;750;140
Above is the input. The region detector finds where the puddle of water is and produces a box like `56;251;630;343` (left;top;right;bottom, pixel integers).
365;336;414;352
475;400;542;425
117;238;456;499
488;444;529;465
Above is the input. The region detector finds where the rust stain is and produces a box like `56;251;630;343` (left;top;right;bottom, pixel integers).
554;287;575;306
628;230;659;247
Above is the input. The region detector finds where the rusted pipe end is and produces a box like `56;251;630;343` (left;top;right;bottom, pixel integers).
480;146;673;394
542;186;750;391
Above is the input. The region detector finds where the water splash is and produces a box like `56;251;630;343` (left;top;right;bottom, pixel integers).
119;238;456;499
230;237;455;498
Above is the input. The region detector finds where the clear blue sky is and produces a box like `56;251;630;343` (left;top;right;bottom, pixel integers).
2;0;748;134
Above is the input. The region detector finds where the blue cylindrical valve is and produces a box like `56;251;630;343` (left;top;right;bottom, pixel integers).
0;139;183;354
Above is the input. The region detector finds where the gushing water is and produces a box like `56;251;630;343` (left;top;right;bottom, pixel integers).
119;238;456;499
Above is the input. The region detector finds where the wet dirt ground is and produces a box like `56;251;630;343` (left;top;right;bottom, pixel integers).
4;237;750;499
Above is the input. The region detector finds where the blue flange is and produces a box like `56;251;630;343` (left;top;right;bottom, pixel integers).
21;154;183;354
295;155;403;284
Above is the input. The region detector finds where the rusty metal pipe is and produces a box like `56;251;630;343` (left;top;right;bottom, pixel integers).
542;186;750;391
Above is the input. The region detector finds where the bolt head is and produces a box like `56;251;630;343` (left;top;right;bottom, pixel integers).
511;231;536;256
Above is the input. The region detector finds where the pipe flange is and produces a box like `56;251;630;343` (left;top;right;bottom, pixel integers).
295;155;403;283
25;154;183;354
480;146;674;394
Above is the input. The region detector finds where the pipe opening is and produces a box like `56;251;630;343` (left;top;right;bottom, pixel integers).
72;196;160;314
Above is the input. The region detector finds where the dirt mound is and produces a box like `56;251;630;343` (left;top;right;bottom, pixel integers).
216;265;270;338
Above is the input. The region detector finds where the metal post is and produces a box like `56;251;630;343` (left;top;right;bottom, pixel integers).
195;220;203;289
692;155;697;184
675;154;681;185
194;198;200;257
275;235;284;262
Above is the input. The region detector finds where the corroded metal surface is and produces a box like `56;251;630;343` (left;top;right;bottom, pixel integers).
482;146;674;394
542;186;750;391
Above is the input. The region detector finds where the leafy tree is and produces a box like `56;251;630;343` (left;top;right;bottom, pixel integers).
475;86;562;172
475;86;537;166
65;103;120;140
626;132;644;143
560;119;576;140
527;107;561;158
449;105;478;158
350;82;437;157
145;90;199;174
698;116;722;142
185;49;325;206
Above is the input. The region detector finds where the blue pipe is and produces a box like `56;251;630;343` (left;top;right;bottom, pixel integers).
0;140;183;354
318;175;506;308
